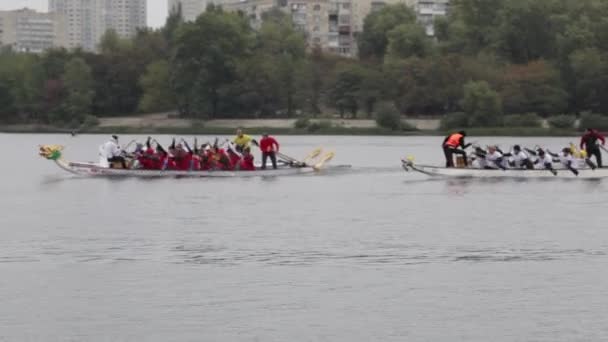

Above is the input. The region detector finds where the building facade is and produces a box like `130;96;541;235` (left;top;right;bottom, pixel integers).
414;0;449;36
49;0;146;51
0;8;68;53
168;0;208;22
166;0;449;57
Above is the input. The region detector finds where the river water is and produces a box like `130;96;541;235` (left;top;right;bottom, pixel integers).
2;134;608;341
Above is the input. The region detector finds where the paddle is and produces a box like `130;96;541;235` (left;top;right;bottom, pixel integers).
547;149;578;176
313;152;335;171
276;151;301;165
303;148;323;164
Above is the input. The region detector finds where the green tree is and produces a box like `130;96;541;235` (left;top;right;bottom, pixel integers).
0;81;15;123
138;60;175;113
358;4;418;60
496;0;559;63
386;23;432;60
461;81;503;127
451;0;504;53
171;5;252;118
256;10;306;116
59;57;94;125
327;63;364;118
500;60;568;115
569;48;608;113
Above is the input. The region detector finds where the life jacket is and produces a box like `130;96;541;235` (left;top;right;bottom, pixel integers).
445;133;463;148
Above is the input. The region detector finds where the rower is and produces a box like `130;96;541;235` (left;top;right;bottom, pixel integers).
233;128;257;153
485;146;506;170
505;145;534;169
442;131;471;168
549;148;579;175
528;148;557;175
580;128;605;167
259;133;280;170
100;135;127;169
239;147;256;171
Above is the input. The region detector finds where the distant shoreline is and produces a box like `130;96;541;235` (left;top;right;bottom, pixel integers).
0;123;580;137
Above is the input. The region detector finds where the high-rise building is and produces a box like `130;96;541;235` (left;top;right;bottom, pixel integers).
49;0;147;51
0;8;68;53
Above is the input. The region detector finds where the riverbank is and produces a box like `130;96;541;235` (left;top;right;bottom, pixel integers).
0;114;581;136
0;124;580;137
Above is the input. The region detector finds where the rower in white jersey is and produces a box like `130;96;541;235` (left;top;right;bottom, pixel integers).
549;147;580;175
527;148;557;175
485;146;507;170
505;145;533;169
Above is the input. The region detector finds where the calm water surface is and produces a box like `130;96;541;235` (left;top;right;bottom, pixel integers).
1;134;608;341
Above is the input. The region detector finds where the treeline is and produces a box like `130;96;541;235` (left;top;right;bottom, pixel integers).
3;1;608;129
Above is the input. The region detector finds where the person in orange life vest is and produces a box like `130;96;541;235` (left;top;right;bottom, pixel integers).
259;133;279;169
442;131;471;167
239;147;256;171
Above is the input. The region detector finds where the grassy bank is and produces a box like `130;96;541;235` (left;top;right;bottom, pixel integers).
0;124;581;137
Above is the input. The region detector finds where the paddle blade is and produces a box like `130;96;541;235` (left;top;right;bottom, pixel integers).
303;148;322;163
313;152;335;171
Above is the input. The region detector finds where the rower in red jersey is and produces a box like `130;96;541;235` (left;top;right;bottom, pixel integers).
239;147;255;171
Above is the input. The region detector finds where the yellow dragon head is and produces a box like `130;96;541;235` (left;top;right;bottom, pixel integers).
39;145;64;160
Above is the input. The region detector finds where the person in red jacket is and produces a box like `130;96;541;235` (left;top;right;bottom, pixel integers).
259;133;279;169
580;128;606;167
239;147;255;171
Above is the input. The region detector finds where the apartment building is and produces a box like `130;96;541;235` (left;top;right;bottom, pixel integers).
168;0;208;22
0;8;68;53
415;0;449;35
166;0;448;57
49;0;147;51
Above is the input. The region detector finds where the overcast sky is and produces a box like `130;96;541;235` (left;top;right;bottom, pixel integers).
0;0;168;28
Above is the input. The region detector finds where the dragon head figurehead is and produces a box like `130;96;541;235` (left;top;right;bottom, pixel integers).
39;145;64;160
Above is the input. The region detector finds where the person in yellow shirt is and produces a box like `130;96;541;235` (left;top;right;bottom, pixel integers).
233;128;257;152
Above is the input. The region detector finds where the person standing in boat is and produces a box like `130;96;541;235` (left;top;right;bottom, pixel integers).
233;129;257;153
442;131;471;167
580;128;605;167
259;133;280;169
100;135;127;169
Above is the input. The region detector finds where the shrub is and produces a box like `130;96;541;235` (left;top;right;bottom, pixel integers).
375;103;402;131
400;120;418;132
307;119;333;132
580;112;608;131
440;112;469;130
547;115;576;129
294;117;311;129
81;115;100;128
503;113;542;127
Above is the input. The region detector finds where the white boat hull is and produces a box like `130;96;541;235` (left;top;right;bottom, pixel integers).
54;159;348;178
402;161;608;179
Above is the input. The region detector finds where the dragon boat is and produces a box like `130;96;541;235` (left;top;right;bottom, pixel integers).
401;158;608;179
39;145;347;178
